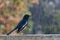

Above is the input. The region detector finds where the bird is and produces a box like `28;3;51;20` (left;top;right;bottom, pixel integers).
7;14;30;35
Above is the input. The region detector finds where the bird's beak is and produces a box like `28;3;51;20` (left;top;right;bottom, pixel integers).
29;15;31;17
29;15;32;18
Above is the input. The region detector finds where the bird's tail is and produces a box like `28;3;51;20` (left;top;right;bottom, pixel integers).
7;27;17;35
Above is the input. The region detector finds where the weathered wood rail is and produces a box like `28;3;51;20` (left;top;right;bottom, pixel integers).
0;34;60;40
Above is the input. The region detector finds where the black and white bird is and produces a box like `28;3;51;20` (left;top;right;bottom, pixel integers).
7;14;30;35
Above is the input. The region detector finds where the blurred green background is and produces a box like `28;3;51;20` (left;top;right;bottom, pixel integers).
0;0;60;35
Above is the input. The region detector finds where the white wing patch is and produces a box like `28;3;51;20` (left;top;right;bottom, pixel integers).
21;22;28;31
23;22;27;28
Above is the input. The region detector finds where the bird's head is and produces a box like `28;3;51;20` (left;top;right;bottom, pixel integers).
23;14;30;20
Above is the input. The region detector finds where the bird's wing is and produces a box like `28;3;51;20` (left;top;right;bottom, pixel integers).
17;22;28;33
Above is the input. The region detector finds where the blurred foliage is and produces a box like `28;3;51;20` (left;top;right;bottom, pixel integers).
40;0;60;34
1;0;60;34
